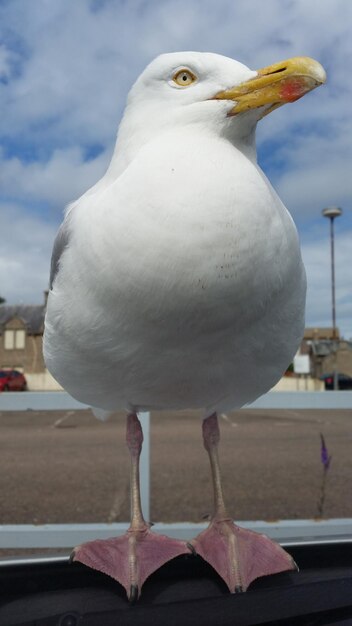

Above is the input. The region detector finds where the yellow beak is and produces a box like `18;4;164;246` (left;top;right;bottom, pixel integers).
214;56;326;117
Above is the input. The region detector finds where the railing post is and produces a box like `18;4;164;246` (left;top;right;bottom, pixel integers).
139;412;150;524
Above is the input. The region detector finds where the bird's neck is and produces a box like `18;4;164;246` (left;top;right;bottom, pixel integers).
103;112;258;184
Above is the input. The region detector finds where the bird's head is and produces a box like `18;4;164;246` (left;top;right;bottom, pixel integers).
112;51;326;171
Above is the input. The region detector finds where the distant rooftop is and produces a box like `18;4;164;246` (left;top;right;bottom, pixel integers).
0;293;47;334
304;327;340;340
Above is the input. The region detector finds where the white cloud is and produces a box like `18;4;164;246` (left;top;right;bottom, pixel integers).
0;43;15;81
273;135;351;219
0;202;56;303
0;146;111;210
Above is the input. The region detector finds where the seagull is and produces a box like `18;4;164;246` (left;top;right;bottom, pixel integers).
43;51;326;601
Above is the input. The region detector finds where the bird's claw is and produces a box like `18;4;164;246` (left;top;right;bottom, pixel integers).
129;584;139;603
186;542;197;555
68;549;76;564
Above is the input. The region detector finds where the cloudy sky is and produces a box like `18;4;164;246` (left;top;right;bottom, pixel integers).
0;0;351;337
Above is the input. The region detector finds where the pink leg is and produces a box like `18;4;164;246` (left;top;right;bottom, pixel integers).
191;413;297;592
72;413;189;601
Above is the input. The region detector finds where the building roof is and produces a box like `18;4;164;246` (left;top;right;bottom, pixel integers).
0;304;46;334
304;327;340;340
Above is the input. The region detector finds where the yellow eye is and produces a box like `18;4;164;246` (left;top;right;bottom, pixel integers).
173;69;197;87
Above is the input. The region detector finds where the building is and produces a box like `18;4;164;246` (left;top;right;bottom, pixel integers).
301;327;352;379
0;293;61;390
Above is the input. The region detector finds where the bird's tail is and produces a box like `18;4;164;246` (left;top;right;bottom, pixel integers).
91;406;114;421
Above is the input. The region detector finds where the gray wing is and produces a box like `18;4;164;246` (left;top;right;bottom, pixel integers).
49;221;71;289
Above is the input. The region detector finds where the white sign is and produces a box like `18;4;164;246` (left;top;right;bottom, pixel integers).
293;354;310;374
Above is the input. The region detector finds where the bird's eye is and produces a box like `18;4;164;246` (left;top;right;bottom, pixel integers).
173;69;197;87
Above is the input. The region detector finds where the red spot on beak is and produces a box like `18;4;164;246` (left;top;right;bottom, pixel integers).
280;78;309;102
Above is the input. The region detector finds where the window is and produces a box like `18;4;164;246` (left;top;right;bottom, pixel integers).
4;329;26;350
4;330;14;350
15;330;26;349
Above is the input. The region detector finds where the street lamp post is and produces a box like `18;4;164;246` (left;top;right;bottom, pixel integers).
322;206;342;390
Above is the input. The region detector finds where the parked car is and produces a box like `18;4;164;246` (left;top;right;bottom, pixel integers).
0;370;27;392
320;372;352;390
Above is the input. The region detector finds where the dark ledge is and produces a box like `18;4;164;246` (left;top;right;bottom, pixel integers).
0;542;351;625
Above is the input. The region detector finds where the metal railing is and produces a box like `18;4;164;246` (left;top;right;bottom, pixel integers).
1;390;352;550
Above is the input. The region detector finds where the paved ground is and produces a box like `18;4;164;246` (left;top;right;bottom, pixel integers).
1;407;351;530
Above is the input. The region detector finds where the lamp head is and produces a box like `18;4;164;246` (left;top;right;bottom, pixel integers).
322;207;343;219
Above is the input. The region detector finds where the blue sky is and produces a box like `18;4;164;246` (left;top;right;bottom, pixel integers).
0;0;351;336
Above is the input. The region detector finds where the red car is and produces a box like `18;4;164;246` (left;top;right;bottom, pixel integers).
0;370;27;392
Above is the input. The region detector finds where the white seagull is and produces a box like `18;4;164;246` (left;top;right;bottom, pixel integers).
44;51;326;601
